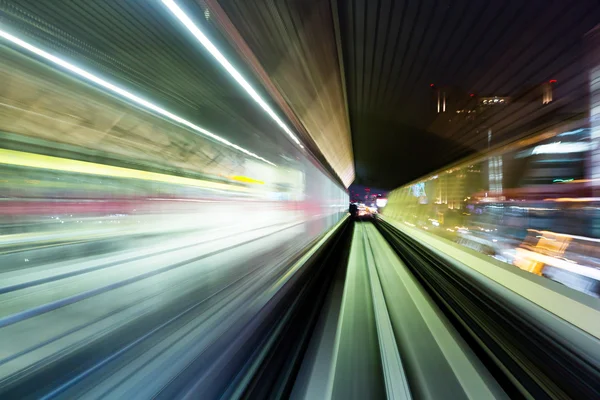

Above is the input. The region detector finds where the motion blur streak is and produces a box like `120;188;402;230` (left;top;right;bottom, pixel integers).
0;27;275;166
0;0;349;396
383;121;600;301
0;149;252;193
210;0;355;187
161;0;304;149
3;0;600;399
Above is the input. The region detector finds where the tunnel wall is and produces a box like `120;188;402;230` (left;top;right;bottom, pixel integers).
0;46;348;245
382;118;600;297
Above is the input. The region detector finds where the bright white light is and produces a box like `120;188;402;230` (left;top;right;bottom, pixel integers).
532;141;591;155
558;128;585;137
0;27;275;166
161;0;303;148
375;198;388;208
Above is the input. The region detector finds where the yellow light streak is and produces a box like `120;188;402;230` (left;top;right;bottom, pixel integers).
0;27;275;166
0;148;252;193
229;175;265;185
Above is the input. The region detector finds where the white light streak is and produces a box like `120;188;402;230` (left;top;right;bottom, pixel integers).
532;141;591;155
442;92;446;112
161;0;304;149
558;128;585;137
0;27;275;166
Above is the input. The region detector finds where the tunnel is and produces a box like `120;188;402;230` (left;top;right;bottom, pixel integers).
0;1;600;399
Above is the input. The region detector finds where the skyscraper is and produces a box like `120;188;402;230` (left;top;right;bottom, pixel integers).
586;24;600;182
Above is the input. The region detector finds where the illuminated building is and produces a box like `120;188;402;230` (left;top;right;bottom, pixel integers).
428;86;478;140
586;24;600;183
429;85;470;114
542;82;554;104
479;96;510;106
488;156;503;194
430;84;447;114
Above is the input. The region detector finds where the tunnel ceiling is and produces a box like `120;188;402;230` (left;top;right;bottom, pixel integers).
334;0;600;189
0;0;346;187
213;0;600;189
211;0;355;187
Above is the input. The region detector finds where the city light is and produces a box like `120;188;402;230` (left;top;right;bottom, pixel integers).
532;141;591;155
161;0;304;149
558;128;586;137
0;27;276;166
553;178;574;183
375;198;388;208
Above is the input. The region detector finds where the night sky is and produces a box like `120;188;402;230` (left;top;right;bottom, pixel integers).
349;184;388;204
337;0;600;188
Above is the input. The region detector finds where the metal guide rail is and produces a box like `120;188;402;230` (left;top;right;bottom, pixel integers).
298;219;600;399
301;222;507;400
376;217;600;399
0;216;350;399
3;215;597;399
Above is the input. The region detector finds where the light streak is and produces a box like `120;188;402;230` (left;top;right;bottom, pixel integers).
516;248;600;280
532;141;591;155
229;175;265;185
0;27;275;166
545;197;600;203
161;0;304;149
0;148;253;193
